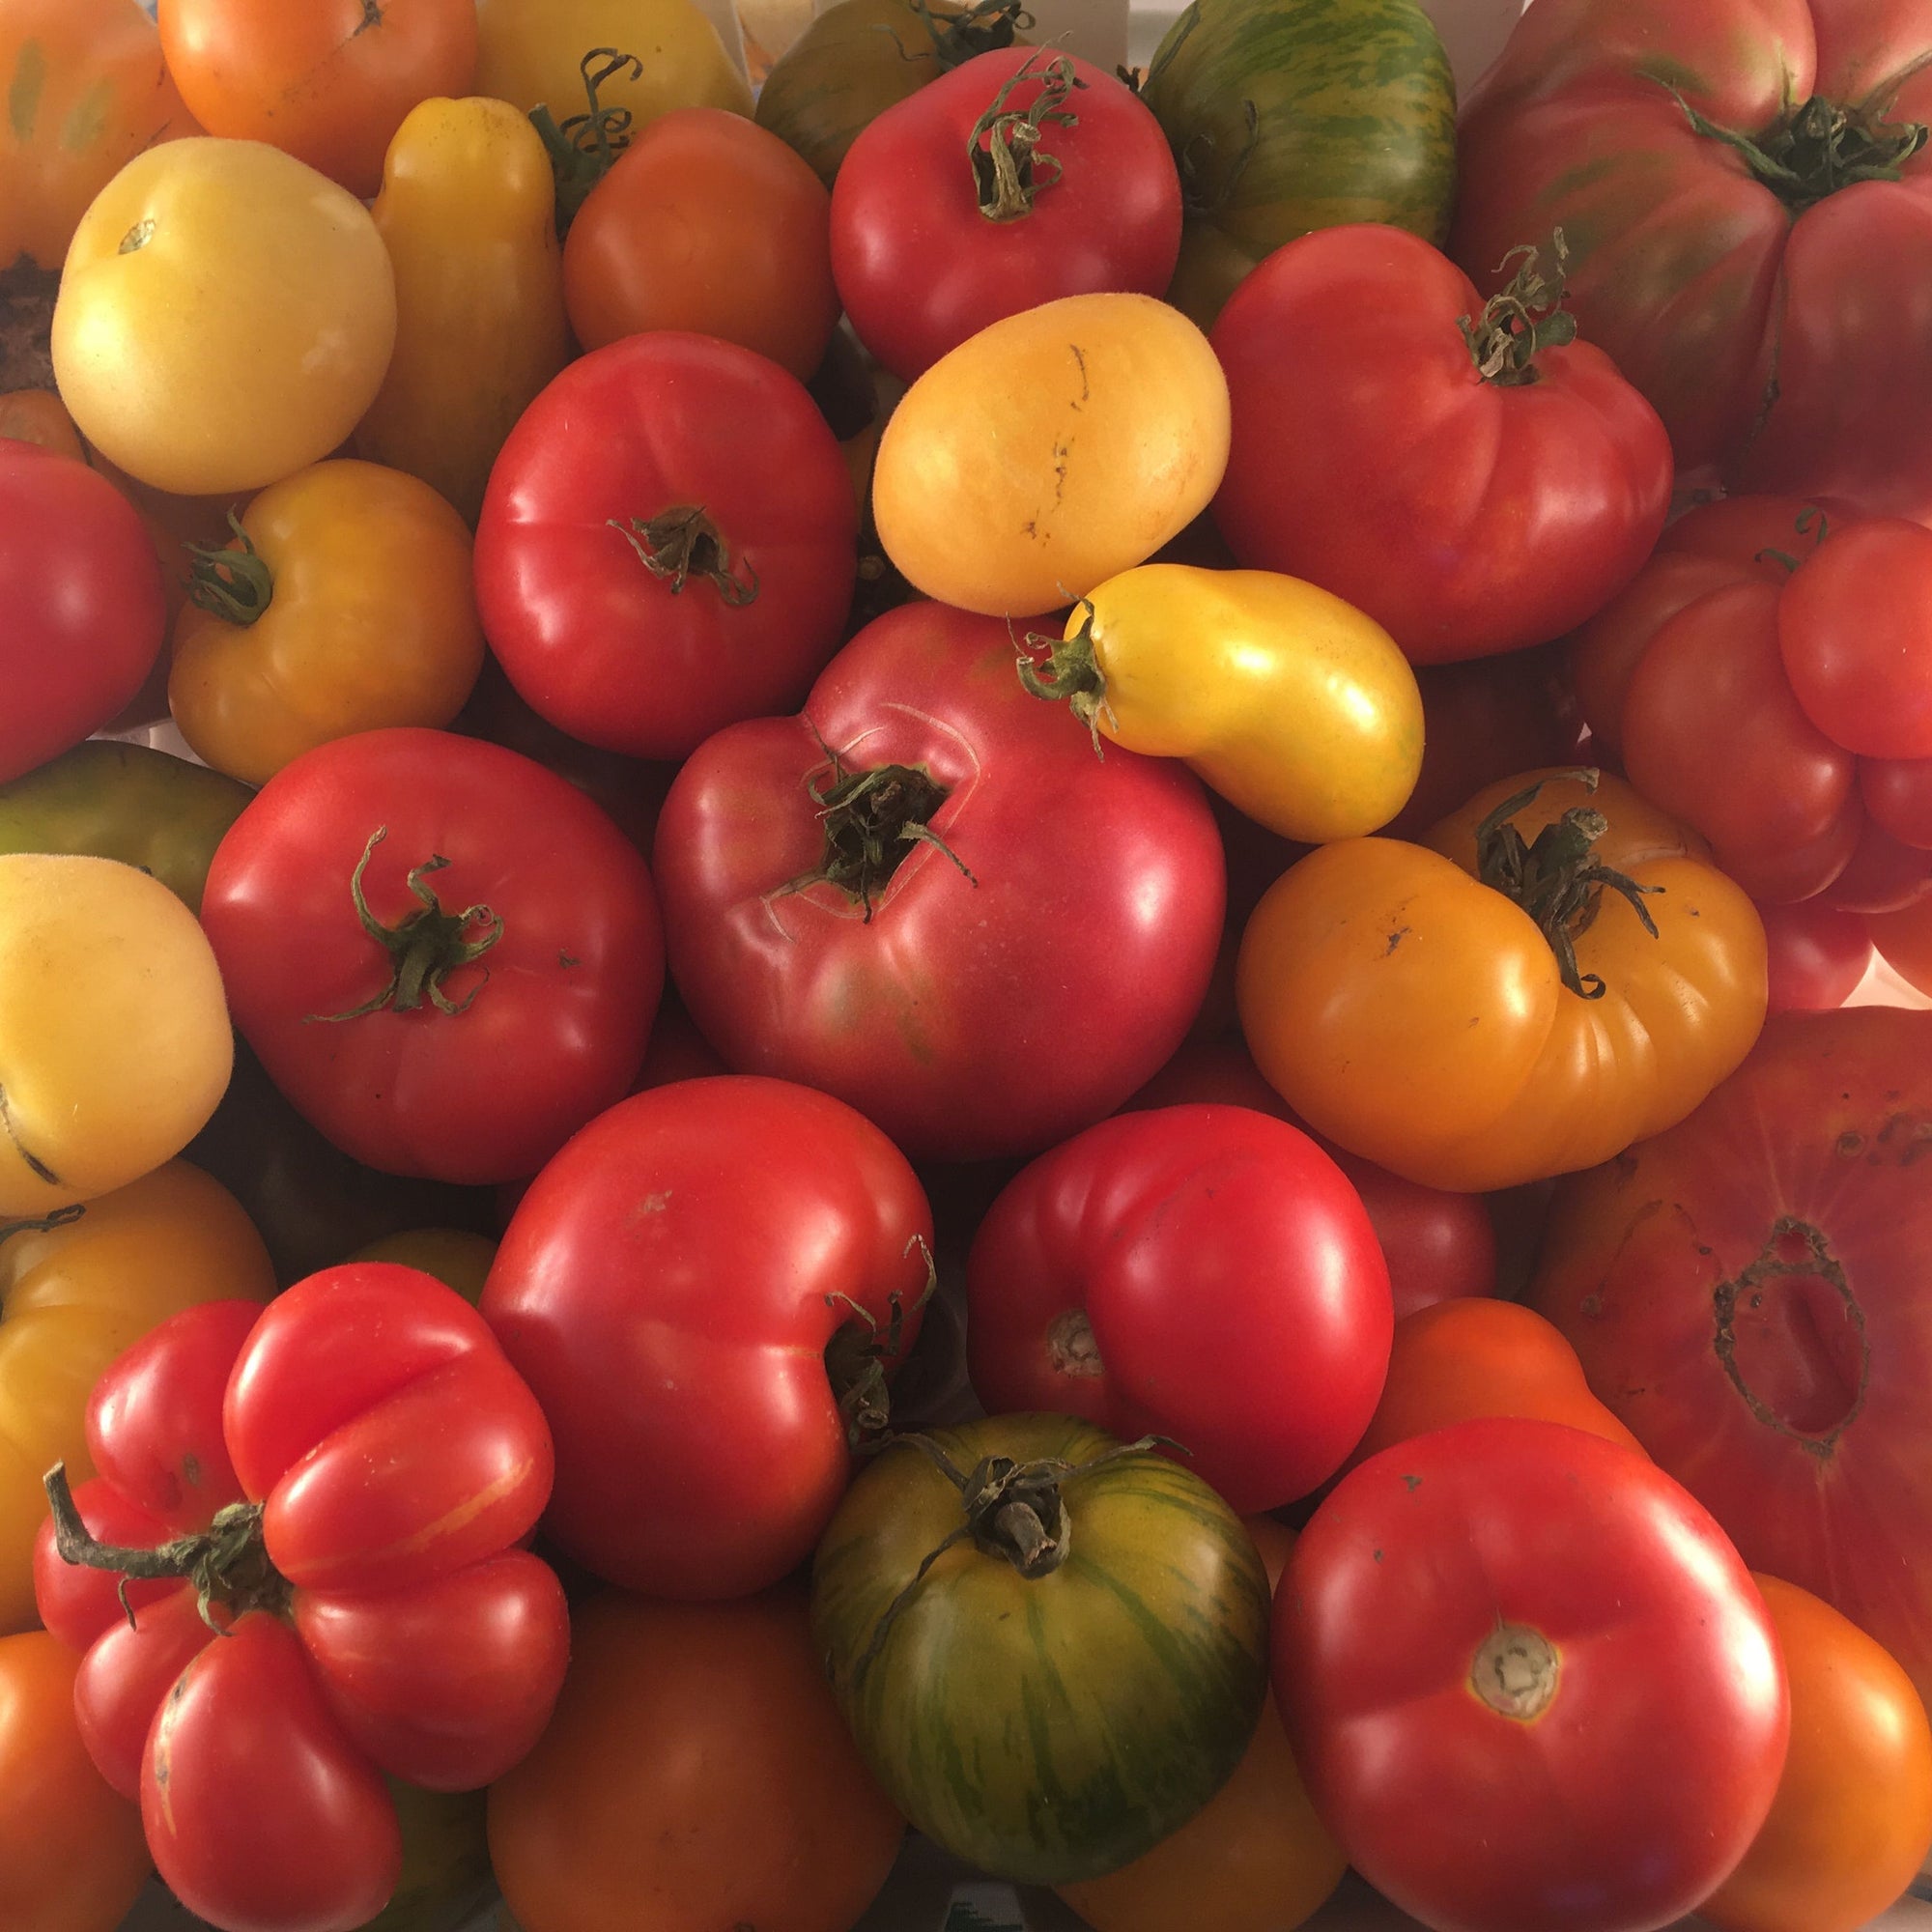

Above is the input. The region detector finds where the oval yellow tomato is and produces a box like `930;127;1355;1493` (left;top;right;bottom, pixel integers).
873;292;1231;618
356;96;572;526
0;1161;274;1634
168;458;485;784
1022;564;1423;839
51;137;396;497
0;856;232;1218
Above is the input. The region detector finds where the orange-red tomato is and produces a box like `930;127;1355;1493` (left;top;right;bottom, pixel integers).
156;0;478;199
1702;1575;1932;1932
564;108;839;382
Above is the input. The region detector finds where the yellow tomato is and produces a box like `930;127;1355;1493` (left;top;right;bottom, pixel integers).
168;458;485;784
349;1229;498;1305
873;292;1231;618
356;96;572;526
1024;564;1423;839
0;1161;275;1634
51;137;396;497
0;855;232;1218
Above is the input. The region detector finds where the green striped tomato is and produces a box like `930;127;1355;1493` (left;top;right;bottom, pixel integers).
810;1414;1270;1884
1139;0;1458;331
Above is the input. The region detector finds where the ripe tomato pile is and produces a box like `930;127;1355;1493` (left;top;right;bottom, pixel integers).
5;1;1932;1931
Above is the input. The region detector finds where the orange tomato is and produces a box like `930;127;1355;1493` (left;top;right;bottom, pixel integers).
1702;1576;1932;1932
0;391;83;462
0;1631;153;1932
156;0;478;199
564;108;839;381
1056;1520;1346;1932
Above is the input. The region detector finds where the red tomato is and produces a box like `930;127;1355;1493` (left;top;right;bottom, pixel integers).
474;332;857;761
966;1104;1392;1512
480;1077;935;1601
1862;754;1932;850
0;439;165;784
32;1269;568;1932
1760;898;1873;1013
1278;1418;1790;1932
831;48;1180;383
1209;224;1672;664
653;601;1225;1161
1870;893;1932;997
1532;1009;1932;1717
1453;0;1932;517
1819;817;1932;916
200;727;664;1186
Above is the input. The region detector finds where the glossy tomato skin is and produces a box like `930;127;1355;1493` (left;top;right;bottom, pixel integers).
481;1077;935;1600
1279;1418;1789;1932
0;440;166;785
833;48;1180;382
1210;224;1672;664
201;727;664;1185
474;332;857;761
1760;898;1873;1012
655;603;1224;1161
967;1105;1392;1510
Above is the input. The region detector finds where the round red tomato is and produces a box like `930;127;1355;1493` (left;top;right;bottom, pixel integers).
1278;1417;1789;1932
652;601;1225;1161
1760;899;1872;1013
474;331;858;761
0;438;165;784
200;726;664;1185
966;1103;1392;1512
480;1076;935;1601
832;47;1180;383
1210;223;1672;664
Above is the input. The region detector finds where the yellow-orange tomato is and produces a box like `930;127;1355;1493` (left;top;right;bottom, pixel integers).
873;292;1231;618
1056;1520;1345;1932
168;459;485;784
0;0;197;271
349;1229;497;1305
564;108;838;381
52;138;396;497
356;96;571;527
1702;1576;1932;1932
0;1632;153;1929
1237;770;1768;1192
0;1161;275;1634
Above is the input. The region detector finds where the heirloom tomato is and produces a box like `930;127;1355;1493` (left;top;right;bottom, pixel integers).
52;138;397;497
200;727;664;1186
967;1105;1392;1511
1532;1008;1932;1717
872;291;1229;617
811;1415;1270;1884
1211;224;1673;664
1237;770;1768;1192
832;49;1180;383
1280;1419;1790;1932
1761;899;1873;1012
481;1077;934;1599
1454;0;1932;516
489;1590;904;1932
1871;894;1932;997
157;0;478;199
475;331;857;760
654;602;1224;1160
350;1229;497;1305
0;1160;273;1637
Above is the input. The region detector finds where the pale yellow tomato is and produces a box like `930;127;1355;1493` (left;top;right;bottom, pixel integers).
872;292;1231;618
0;856;232;1217
52;137;396;496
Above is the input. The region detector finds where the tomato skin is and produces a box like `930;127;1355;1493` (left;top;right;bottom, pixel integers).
967;1105;1391;1511
1760;898;1873;1013
1862;754;1932;849
1210;224;1673;665
833;48;1180;384
1279;1418;1789;1932
1870;892;1932;996
201;727;664;1186
0;440;165;785
654;603;1225;1161
1819;816;1932;917
475;332;858;761
481;1077;934;1600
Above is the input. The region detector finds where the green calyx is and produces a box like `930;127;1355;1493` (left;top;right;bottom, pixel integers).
531;47;644;236
969;52;1087;220
920;0;1033;71
184;511;274;626
1015;602;1114;757
1457;232;1577;386
609;505;760;607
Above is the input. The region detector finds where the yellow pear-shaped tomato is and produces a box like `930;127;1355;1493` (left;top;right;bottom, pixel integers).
52;137;396;497
0;855;232;1217
873;292;1231;619
356;96;572;526
1022;564;1423;839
